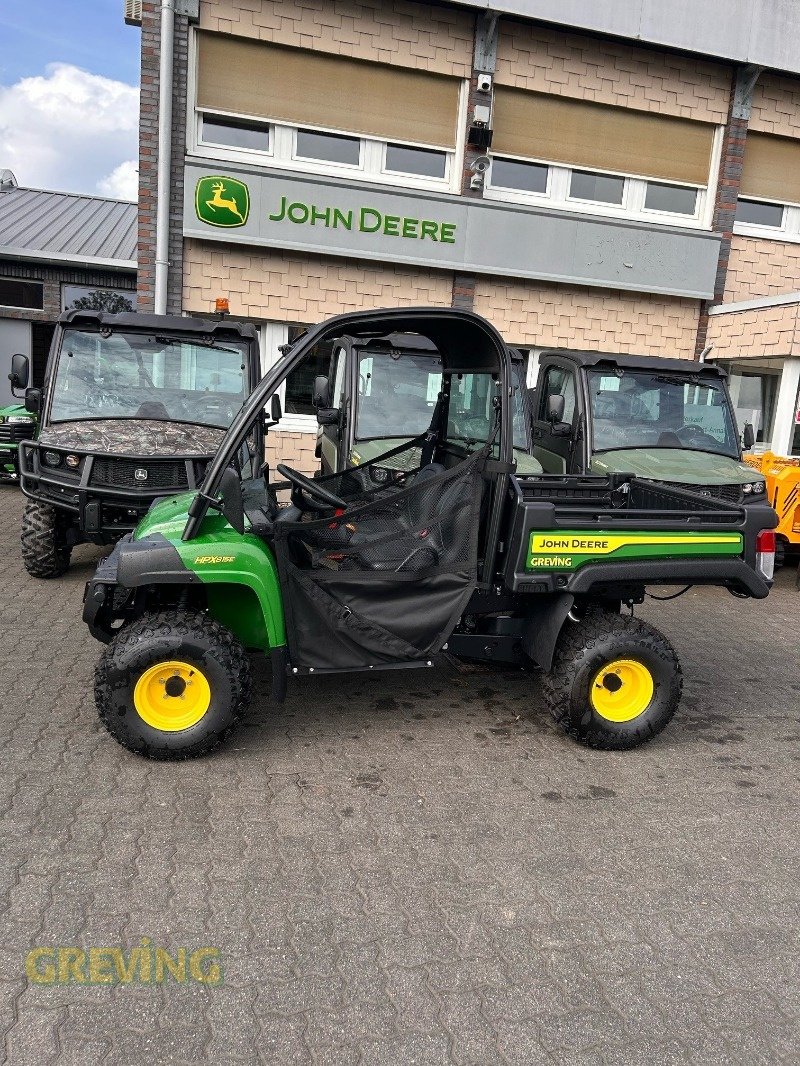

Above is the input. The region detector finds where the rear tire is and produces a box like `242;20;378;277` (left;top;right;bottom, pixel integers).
775;537;786;570
21;499;72;578
95;609;251;760
544;610;682;751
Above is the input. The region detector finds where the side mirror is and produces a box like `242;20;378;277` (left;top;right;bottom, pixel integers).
742;422;755;450
24;388;42;415
270;393;282;422
316;407;340;427
312;375;331;409
219;466;245;534
9;353;29;393
547;393;565;425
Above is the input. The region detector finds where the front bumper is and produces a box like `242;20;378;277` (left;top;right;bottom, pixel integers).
19;441;203;539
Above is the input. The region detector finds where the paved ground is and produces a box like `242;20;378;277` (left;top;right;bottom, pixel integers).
0;485;799;1065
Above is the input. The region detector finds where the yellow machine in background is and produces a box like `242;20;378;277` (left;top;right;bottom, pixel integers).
744;452;800;566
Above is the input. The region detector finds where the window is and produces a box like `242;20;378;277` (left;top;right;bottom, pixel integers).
714;360;781;446
62;285;135;313
569;170;625;205
490;157;548;195
355;349;442;440
0;278;43;310
201;114;270;152
385;144;446;179
540;367;576;424
284;324;334;416
735;198;785;228
448;373;498;445
644;182;699;215
295;129;361;166
486;157;703;224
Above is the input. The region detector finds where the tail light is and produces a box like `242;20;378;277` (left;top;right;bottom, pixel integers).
756;528;776;581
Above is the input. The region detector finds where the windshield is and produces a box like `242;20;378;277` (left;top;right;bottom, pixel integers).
588;369;739;459
49;329;248;429
355;349;442;439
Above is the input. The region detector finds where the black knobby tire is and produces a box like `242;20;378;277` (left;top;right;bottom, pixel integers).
775;537;786;570
543;610;682;751
21;499;72;578
95;609;252;760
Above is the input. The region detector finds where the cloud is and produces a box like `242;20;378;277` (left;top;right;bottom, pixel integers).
97;159;139;200
0;63;139;200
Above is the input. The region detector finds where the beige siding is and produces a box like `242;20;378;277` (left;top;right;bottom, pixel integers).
183;239;453;321
266;431;318;479
706;302;800;358
724;237;800;303
494;21;730;123
199;0;474;78
474;279;700;358
750;72;800;139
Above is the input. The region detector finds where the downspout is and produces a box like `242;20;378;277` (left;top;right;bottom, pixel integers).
154;0;175;314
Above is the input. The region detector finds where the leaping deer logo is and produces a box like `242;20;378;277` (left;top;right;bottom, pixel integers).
205;181;245;222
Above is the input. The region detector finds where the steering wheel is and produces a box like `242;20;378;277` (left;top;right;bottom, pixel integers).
276;463;347;513
677;424;717;447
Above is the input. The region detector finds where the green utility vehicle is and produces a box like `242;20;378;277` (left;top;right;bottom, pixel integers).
530;351;766;502
0;353;37;480
313;333;542;476
82;309;777;761
17;310;261;578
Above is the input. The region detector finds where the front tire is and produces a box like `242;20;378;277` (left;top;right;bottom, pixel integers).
544;610;682;751
95;610;251;759
21;499;72;578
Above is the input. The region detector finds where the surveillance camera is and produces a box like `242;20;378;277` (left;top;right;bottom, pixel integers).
476;73;493;93
470;155;490;175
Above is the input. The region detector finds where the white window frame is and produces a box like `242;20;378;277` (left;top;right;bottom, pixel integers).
483;125;725;230
259;322;321;434
188;30;465;195
733;195;800;242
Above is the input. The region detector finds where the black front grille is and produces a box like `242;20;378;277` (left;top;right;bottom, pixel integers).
91;458;189;490
0;421;36;444
672;482;742;503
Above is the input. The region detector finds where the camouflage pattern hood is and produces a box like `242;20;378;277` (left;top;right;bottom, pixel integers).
38;420;226;457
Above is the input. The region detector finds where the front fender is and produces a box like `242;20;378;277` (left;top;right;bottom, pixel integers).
85;531;286;651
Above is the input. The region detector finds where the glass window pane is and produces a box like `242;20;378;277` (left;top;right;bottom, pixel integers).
0;279;44;309
295;129;360;165
62;285;136;312
202;115;270;152
490;157;548;194
385;143;446;178
735;198;785;228
644;182;698;215
284;324;334;416
569;170;625;204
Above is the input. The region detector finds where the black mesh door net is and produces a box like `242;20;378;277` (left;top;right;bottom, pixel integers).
273;441;488;670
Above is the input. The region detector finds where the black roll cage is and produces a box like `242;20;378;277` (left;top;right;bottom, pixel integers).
183;308;514;580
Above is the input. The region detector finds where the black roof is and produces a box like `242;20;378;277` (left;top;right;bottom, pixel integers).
57;309;258;340
540;349;726;377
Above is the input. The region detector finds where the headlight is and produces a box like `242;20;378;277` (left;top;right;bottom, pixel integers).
44;451;62;467
8;416;33;425
65;454;81;470
371;466;389;483
742;481;766;495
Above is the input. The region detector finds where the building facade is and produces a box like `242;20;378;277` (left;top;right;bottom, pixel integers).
0;173;137;399
130;0;800;468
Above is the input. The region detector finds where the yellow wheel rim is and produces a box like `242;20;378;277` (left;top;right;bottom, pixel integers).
133;660;212;732
590;659;654;723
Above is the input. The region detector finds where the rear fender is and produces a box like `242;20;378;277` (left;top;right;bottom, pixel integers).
521;593;574;671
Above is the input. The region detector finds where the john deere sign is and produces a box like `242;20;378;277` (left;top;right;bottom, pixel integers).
195;176;250;228
183;162;721;298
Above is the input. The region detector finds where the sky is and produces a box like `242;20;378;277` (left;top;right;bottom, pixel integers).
0;1;141;199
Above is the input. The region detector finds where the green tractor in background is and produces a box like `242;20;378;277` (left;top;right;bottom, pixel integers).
0;353;37;481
